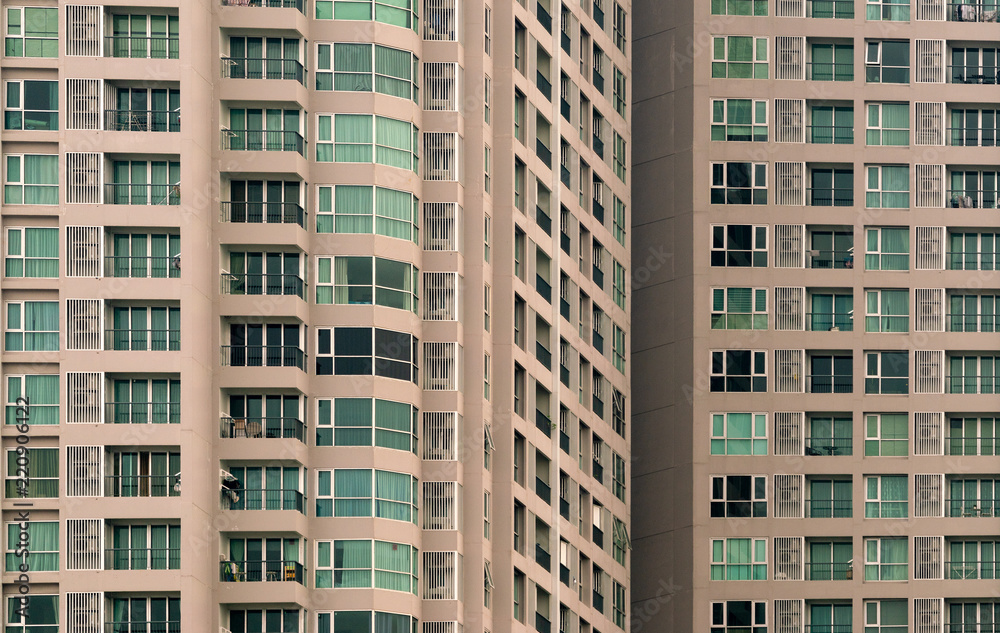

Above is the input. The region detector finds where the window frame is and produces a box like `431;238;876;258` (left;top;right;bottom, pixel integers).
864;227;910;271
710;349;768;392
4;227;57;278
711;35;769;79
711;601;767;633
863;538;909;581
313;42;419;102
865;103;909;146
864;288;910;333
711;412;768;456
711;162;768;205
711;98;768;142
4;7;58;58
4;79;57;130
711;287;768;330
710;474;768;518
710;224;769;267
864;413;909;456
3;153;58;205
865;350;909;394
710;537;768;580
864;475;909;518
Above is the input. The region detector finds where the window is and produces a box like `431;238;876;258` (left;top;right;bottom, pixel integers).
808;354;853;393
949;295;1000;333
5;447;56;498
811;0;855;17
711;413;767;455
810;105;854;144
514;90;525;142
484;75;491;124
613;2;627;53
864;600;907;633
613;197;626;247
5;375;58;425
484;214;491;263
484;5;491;55
484;492;491;539
483;352;491;400
314;540;418;593
316;327;417;382
866;0;908;20
4;80;56;130
711;288;767;330
110;524;181;570
866;165;909;208
4;154;57;204
948;232;1000;271
613;452;626;501
612;325;625;374
948;355;1000;395
109;378;180;424
808;479;853;517
314;43;418;101
712;36;768;78
711;475;767;517
865;40;910;84
710;350;767;392
865;227;909;270
949;172;999;210
317;612;416;633
4;7;57;57
711;99;767;142
865;289;909;332
613;67;626;119
5;228;56;277
108;160;180;205
314;0;419;30
315;184;418;240
949;108;999;148
865;414;908;456
711;601;766;633
315;398;417;452
866;104;909;146
711;538;767;580
5;521;57;571
865;475;908;517
484;144;491;194
613;132;626;182
865;351;909;394
711;162;767;204
316;113;418;171
5;595;57;632
712;0;767;14
316;469;418;523
809;168;854;206
5;300;58;351
108;14;178;59
948;417;1000;456
711;225;768;267
864;538;908;580
810;43;854;81
315;256;418;312
949;477;1000;517
227;608;296;633
951;47;1000;85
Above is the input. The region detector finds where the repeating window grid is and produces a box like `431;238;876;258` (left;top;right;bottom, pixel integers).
711;601;767;633
711;164;768;205
713;287;768;330
712;98;768;142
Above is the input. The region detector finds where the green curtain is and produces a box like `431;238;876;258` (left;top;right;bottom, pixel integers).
5;522;57;571
335;114;374;162
334;43;373;91
316;541;333;587
18;228;57;277
317;400;333;446
317;470;333;515
374;540;412;591
334;398;372;446
335;469;372;517
6;448;57;497
374;470;412;521
316;44;333;89
375;400;412;450
23;301;58;350
336;185;374;233
374;116;413;169
335;540;372;588
375;187;412;239
317;258;333;304
375;0;412;27
374;46;411;98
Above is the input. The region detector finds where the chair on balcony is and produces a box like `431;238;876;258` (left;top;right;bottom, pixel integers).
285;565;296;581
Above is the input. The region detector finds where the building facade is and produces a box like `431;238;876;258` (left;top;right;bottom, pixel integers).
634;0;1000;631
0;0;629;631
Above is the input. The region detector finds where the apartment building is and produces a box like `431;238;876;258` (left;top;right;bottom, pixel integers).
0;0;629;631
633;0;1000;631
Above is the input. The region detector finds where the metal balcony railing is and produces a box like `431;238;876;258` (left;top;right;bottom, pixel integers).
945;560;1000;579
219;559;304;583
806;313;854;331
105;329;180;351
945;435;1000;455
807;124;854;144
219;416;305;441
105;36;179;59
221;273;305;299
105;547;179;570
947;127;998;147
104;183;180;205
224;488;305;512
947;190;998;209
221;57;304;83
536;3;552;30
806;0;855;18
105;475;179;498
949;66;1000;84
105;621;179;633
804;561;852;580
220;345;305;370
104;256;181;279
221;0;304;11
221;129;305;155
805;499;853;517
808;250;855;269
806;187;854;207
805;436;853;456
946;499;996;516
807;375;853;393
805;62;854;81
105;109;180;132
946;375;1000;394
219;201;305;226
105;401;180;424
948;2;1000;21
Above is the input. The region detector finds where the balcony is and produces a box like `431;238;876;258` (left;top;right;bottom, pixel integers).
560;496;570;519
806;62;854;81
220;345;305;370
536;410;553;436
220;201;305;226
221;273;305;299
592;592;604;614
536;3;552;31
805;437;853;456
807;125;854;144
105;36;178;59
219;416;305;442
104;183;180;206
806;188;854;207
807;375;853;393
805;562;852;580
221;0;304;11
105;621;178;633
806;313;854;331
946;499;996;517
947;127;998;147
535;477;551;504
536;613;552;633
536;342;552;369
805;499;852;518
804;626;853;633
808;250;855;269
105;401;180;424
593;197;605;222
105;256;180;279
536;140;553;167
220;559;304;583
534;544;551;570
947;190;998;209
806;0;855;17
224;488;305;513
593;71;604;94
948;2;1000;21
105;475;179;498
536;206;552;234
536;275;552;302
105;547;179;570
949;66;999;85
105;110;180;132
536;71;552;101
946;435;997;454
222;57;304;84
946;560;1000;579
593;135;605;159
105;329;180;351
946;375;1000;394
221;129;305;155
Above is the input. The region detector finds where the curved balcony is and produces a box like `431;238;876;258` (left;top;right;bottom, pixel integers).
222;57;304;84
221;130;304;156
220;559;304;583
219;416;305;442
